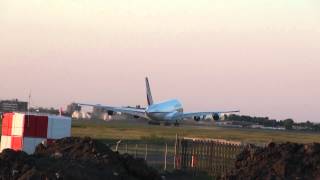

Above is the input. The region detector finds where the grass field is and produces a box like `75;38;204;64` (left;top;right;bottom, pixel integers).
71;119;320;145
0;118;319;144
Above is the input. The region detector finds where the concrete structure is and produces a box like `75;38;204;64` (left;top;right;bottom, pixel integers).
1;112;71;154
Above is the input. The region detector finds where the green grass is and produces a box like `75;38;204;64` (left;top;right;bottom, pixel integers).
1;118;319;144
71;120;320;145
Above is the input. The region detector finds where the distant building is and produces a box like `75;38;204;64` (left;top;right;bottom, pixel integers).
71;111;91;119
66;103;82;116
91;106;109;120
0;99;28;113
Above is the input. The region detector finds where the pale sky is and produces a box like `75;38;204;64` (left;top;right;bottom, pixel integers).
0;0;319;122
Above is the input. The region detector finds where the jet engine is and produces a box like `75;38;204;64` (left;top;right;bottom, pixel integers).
107;110;114;116
194;116;201;121
213;113;220;121
133;115;139;119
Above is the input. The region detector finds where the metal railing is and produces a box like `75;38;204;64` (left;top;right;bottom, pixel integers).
112;135;244;177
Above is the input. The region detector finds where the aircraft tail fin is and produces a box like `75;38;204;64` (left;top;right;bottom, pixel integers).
145;77;154;105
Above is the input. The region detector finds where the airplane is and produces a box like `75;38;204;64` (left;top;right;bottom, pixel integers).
78;77;239;125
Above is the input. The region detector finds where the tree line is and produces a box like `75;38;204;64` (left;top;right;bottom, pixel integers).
226;114;320;131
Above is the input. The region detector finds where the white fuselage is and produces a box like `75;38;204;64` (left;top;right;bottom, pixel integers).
146;99;183;122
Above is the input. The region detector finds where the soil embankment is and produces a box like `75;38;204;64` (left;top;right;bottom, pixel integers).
0;137;161;180
223;142;320;180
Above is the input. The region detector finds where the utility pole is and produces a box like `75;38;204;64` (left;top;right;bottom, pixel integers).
144;144;148;161
174;134;178;169
164;143;168;171
27;91;31;127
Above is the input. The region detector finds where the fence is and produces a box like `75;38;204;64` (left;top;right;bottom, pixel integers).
112;142;176;171
112;135;244;177
177;137;243;177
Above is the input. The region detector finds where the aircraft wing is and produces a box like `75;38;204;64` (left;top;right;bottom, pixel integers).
181;110;240;119
77;103;148;119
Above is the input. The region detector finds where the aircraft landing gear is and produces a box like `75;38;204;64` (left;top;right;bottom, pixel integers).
174;121;180;126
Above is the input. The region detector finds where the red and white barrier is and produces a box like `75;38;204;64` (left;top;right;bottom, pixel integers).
1;112;71;154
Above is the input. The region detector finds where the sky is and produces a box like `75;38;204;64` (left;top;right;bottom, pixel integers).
0;0;319;122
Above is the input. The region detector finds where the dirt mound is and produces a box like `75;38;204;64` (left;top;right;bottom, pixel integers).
223;142;320;180
0;137;161;180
